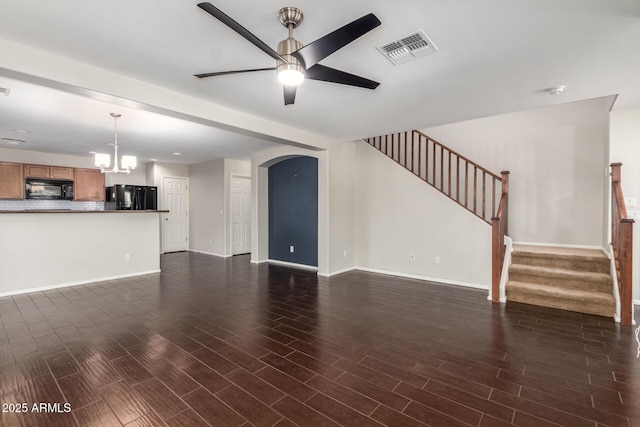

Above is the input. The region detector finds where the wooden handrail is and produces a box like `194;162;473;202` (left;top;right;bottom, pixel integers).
364;130;509;303
611;163;634;326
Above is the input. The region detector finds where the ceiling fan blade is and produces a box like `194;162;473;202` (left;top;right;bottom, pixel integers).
283;85;297;105
194;67;276;79
293;13;381;68
197;2;287;63
305;64;379;90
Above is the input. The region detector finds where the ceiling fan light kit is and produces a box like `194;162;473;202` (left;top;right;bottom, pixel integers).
195;2;381;105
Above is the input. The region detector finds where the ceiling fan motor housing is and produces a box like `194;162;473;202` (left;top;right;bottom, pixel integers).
277;7;305;76
277;37;304;74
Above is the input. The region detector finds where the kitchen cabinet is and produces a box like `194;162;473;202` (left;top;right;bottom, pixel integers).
24;164;50;178
24;164;74;180
51;166;74;180
0;162;25;199
74;168;105;201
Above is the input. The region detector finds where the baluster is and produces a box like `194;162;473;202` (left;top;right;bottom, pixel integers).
432;141;436;187
448;151;452;197
465;160;469;208
404;132;408;169
456;156;460;203
473;167;478;215
482;171;486;220
492;177;496;217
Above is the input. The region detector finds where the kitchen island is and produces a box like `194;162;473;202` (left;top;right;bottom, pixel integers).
0;210;167;297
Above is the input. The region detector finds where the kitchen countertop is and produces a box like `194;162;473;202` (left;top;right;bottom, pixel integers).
0;210;169;213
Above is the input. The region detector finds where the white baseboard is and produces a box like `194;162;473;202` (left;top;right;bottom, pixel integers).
318;267;356;277
188;249;231;258
250;259;268;264
0;270;161;298
354;267;488;291
266;259;318;271
513;241;604;252
634;299;640;307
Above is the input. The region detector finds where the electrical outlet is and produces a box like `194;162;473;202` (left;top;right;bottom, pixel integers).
434;256;441;264
124;253;131;261
343;250;348;257
409;254;415;261
290;245;295;253
625;197;637;207
209;238;212;245
628;210;640;220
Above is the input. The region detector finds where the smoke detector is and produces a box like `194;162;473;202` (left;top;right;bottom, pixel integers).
377;30;438;65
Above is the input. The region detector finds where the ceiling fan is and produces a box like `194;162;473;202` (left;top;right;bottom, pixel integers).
195;2;381;105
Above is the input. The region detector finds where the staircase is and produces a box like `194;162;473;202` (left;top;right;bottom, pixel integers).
506;245;615;317
364;133;633;324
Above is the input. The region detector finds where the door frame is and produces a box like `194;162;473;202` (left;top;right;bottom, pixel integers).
162;175;189;254
228;173;251;256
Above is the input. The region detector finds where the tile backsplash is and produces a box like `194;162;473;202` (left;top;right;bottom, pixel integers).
0;199;105;211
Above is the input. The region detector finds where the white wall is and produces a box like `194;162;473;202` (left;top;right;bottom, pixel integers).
422;97;613;247
0;212;160;296
354;141;492;288
189;158;225;256
327;142;356;274
189;158;251;257
610;107;640;302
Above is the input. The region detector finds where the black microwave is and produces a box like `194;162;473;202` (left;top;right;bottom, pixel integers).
25;178;74;200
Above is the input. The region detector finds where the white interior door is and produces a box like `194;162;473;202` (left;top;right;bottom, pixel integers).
231;176;251;255
163;176;189;253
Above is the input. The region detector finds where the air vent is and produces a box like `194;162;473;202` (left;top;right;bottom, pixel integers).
376;30;438;65
0;87;11;96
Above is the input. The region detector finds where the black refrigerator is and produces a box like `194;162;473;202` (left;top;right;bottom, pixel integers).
106;185;157;210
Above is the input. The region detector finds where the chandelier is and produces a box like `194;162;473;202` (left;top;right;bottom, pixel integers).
94;113;137;174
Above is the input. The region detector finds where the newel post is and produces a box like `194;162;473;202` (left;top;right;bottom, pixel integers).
491;171;510;303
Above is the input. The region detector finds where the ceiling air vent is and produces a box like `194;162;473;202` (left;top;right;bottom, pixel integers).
376;30;438;65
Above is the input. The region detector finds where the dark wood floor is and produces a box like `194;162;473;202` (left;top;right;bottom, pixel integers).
1;252;639;427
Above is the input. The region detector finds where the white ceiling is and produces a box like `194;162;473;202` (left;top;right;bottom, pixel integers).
0;0;639;163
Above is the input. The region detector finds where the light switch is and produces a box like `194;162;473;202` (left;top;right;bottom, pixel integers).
625;197;637;207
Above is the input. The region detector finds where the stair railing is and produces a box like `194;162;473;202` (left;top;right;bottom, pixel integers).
610;162;634;326
364;130;509;302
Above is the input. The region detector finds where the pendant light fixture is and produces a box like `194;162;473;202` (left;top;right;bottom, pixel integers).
95;113;137;174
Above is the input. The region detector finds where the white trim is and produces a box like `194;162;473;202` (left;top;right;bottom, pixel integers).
354;267;488;291
513;241;605;252
267;259;319;271
318;267;356;277
188;249;232;258
634;299;640;306
251;259;268;264
0;270;161;298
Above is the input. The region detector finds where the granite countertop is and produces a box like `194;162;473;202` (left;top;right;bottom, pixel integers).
0;210;169;214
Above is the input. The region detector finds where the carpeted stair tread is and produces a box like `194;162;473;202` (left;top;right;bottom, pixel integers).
511;245;609;273
509;264;612;293
506;245;615;318
507;281;615;317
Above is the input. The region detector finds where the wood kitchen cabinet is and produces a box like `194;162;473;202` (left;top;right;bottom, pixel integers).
0;162;25;199
24;164;74;180
74;168;105;201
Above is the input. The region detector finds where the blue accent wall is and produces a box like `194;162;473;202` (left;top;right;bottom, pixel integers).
268;157;318;267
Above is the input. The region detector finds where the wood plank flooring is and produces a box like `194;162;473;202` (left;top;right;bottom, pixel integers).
0;252;638;426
